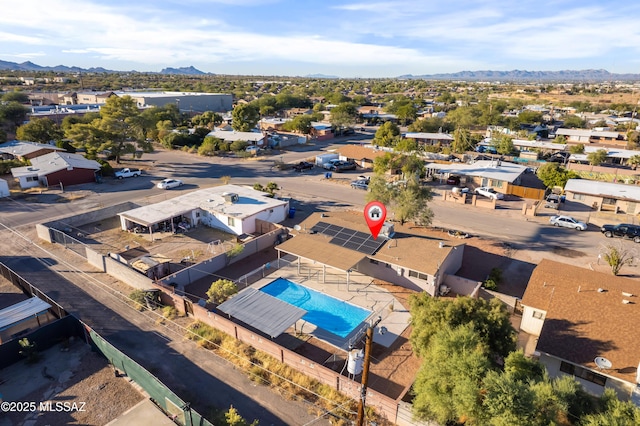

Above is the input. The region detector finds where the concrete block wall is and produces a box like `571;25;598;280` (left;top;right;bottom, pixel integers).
103;256;154;290
184;302;401;422
36;224;53;243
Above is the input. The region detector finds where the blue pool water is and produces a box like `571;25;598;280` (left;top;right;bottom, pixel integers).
260;278;370;338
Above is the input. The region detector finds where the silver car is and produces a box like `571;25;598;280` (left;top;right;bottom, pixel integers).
157;178;184;190
549;215;587;231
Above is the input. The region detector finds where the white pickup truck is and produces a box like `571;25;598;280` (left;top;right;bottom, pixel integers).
115;168;142;179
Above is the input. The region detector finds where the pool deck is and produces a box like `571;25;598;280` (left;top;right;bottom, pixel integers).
249;264;411;350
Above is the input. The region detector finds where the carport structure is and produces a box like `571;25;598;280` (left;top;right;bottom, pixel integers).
216;288;306;338
118;203;195;240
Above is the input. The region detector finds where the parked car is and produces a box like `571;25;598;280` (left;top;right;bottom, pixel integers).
246;145;262;153
114;168;142;179
601;223;640;242
446;175;461;185
474;187;504;200
350;180;369;190
157;178;183;190
452;186;469;194
475;145;498;154
323;159;342;170
333;161;357;172
293;161;314;172
545;194;561;209
549;215;587;231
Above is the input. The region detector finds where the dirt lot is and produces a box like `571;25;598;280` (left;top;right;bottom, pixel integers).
0;339;145;426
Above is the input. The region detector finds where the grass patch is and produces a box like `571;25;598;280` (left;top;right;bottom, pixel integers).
185;321;367;424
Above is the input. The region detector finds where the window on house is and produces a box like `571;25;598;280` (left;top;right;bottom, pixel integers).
532;310;544;319
602;197;616;205
408;270;429;280
228;217;235;226
26;176;38;182
560;361;606;386
493;180;503;188
572;193;585;201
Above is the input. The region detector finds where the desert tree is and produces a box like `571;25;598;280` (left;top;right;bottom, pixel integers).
600;243;636;276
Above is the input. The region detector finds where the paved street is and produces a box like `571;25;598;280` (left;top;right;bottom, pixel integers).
1;143;619;260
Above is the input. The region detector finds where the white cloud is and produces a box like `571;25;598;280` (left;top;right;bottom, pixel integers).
2;0;640;75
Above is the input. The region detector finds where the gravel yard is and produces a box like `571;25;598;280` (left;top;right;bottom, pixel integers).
0;341;145;426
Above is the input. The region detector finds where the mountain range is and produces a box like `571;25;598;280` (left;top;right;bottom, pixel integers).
398;69;640;82
0;60;209;75
1;59;640;81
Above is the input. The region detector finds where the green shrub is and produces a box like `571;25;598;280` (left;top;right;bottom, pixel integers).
483;278;498;291
162;306;178;320
128;290;147;311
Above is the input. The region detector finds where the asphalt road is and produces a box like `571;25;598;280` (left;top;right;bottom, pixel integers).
0;142;620;258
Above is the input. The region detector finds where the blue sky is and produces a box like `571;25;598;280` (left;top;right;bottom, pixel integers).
2;0;640;77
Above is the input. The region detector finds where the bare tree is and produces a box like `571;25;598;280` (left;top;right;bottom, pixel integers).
600;243;636;276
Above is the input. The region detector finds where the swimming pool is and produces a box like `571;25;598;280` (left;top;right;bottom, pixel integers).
260;278;370;338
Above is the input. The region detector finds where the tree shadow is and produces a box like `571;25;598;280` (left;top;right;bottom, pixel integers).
537;318;617;365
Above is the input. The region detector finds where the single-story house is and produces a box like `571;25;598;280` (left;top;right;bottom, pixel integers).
76;91;116;105
274;211;465;296
568;146;640;167
282;108;313;118
426;159;528;193
564;179;640;214
509;139;567;155
0;140;65;161
337;145;388;169
555;128;623;146
0;297;55;343
310;122;334;141
520;259;640;403
206;129;266;147
259;118;290;131
10;152;101;189
115;91;232;113
118;184;289;237
403;132;454;147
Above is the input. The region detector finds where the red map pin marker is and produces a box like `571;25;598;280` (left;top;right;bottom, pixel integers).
364;201;387;240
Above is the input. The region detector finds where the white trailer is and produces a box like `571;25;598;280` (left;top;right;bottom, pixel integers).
315;153;339;167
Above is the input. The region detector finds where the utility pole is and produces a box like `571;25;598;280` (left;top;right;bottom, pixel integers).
356;316;382;426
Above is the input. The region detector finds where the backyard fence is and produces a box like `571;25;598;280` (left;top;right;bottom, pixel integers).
0;263;213;426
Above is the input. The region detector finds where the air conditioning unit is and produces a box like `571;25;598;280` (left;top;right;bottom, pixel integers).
223;192;239;204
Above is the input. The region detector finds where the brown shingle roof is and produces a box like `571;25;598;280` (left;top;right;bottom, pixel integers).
277;211;462;275
337;145;388;162
522;259;640;384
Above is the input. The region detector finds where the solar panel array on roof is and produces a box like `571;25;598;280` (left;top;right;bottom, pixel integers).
310;221;387;255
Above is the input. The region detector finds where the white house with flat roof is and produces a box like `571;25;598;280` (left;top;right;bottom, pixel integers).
403;132;454;147
569;146;640;166
564;179;640;213
118;185;289;236
426;159;528;192
116;91;232;113
206;129;266;146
